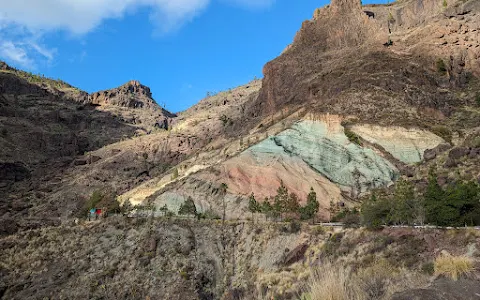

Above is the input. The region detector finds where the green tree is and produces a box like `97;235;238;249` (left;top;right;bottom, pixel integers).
261;198;274;221
300;188;320;224
121;199;134;216
179;197;197;217
248;193;260;220
391;179;416;225
443;181;480;226
425;168;447;225
160;204;169;217
285;193;300;214
273;180;289;221
360;193;391;229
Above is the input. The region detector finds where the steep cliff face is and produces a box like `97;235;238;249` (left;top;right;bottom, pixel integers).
246;0;479;128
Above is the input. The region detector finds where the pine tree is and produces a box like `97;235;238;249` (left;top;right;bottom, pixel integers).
300;188;320;224
261;198;273;221
424;168;446;225
391;178;416;225
273;180;289;221
179;197;197;217
285;193;300;215
248;193;259;221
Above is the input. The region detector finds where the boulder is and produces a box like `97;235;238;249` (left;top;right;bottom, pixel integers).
88;156;102;164
448;147;470;159
444;157;458;168
423;149;437;161
283;243;309;266
73;159;87;166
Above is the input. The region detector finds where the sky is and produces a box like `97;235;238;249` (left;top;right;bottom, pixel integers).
0;0;388;112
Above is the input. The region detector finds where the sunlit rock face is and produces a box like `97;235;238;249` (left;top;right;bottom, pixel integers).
256;119;398;195
351;125;445;164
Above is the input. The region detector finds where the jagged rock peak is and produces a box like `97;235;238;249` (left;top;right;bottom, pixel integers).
89;80;157;109
120;80;153;98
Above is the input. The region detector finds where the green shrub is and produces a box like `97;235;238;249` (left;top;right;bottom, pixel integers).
289;220;302;233
421;262;435;275
322;233;344;257
475;93;480;107
344;128;362;145
430;125;452;143
443;0;448;8
436;59;447;75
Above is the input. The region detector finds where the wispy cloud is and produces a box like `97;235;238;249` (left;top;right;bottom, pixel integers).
0;0;275;67
0;41;34;68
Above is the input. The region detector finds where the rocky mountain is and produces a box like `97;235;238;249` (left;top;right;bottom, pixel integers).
89;80;176;132
0;0;480;298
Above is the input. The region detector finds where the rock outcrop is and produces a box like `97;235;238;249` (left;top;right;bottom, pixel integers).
90;80;158;109
351;125;444;164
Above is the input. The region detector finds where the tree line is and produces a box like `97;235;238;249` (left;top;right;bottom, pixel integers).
358;168;480;228
247;181;320;223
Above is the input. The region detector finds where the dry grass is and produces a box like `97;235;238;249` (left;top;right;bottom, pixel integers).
303;259;427;300
434;254;475;281
304;263;364;300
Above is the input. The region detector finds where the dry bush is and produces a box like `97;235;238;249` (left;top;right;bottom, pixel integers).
304;263;365;300
434;254;475;281
303;259;427;300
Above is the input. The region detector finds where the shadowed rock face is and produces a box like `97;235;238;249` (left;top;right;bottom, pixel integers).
242;0;480;132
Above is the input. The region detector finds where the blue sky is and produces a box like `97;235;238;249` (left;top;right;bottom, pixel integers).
0;0;388;112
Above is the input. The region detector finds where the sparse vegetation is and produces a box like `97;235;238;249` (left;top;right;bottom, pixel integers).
475;93;480;107
171;168;179;180
434;254;474;281
178;196;198;218
430;125;452;144
305;263;356;300
80;189;120;218
344;128;362;145
248;193;260;220
436;58;448;75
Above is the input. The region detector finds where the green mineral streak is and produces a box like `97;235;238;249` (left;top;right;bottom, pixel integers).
249;120;398;192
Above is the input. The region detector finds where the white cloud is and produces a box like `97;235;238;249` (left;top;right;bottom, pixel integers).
0;0;275;67
0;41;33;68
0;0;210;35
